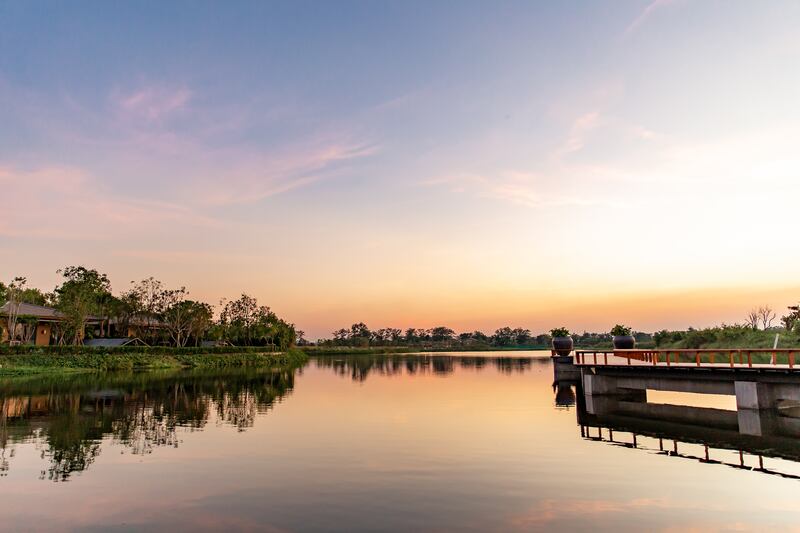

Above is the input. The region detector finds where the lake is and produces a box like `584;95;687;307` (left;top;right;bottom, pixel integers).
2;352;800;531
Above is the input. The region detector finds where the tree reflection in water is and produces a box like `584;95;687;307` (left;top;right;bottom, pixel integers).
0;367;297;481
0;354;548;481
315;353;545;382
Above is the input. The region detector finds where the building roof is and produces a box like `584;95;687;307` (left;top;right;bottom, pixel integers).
0;301;65;321
0;301;102;323
84;337;149;347
201;340;230;347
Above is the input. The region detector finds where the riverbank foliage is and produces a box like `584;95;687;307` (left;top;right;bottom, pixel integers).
0;347;307;374
317;323;654;351
2;268;297;349
654;325;800;349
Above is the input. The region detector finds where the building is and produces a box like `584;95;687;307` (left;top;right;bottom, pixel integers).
0;302;100;346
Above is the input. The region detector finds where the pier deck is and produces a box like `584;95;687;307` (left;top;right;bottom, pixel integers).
575;349;800;371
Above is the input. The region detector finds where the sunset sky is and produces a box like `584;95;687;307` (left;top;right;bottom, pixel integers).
2;1;799;338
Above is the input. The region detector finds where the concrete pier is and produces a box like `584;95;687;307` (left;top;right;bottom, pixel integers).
552;354;581;381
581;366;800;437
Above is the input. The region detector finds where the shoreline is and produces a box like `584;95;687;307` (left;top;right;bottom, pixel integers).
0;348;308;376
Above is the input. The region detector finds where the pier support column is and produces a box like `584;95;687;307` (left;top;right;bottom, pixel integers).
737;409;771;436
553;355;581;381
583;373;618;395
582;372;647;415
735;381;781;436
734;381;775;410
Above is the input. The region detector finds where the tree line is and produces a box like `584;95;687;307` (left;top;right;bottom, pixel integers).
1;267;296;349
651;303;800;349
318;323;653;349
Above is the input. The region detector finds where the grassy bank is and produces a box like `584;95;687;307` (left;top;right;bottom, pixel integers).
0;346;307;375
655;326;800;350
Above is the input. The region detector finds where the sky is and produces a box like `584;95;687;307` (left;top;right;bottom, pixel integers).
1;1;800;339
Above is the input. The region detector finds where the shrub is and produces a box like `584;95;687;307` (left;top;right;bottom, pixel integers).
0;344;280;356
549;327;571;338
610;324;632;336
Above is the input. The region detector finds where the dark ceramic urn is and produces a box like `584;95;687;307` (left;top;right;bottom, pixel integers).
551;336;574;356
612;335;636;350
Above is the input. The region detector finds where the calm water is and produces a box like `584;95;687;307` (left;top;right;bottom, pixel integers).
2;352;800;531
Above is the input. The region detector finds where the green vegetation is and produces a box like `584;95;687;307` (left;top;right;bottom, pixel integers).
315;323;655;352
2;267;297;348
654;325;800;349
322;323;557;350
300;345;549;356
550;327;570;338
0;346;307;375
610;324;632;336
316;322;653;355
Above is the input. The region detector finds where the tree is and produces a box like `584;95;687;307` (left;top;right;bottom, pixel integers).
430;326;455;343
332;328;350;345
94;292;118;338
472;331;490;343
162;292;213;347
350;322;371;339
782;304;800;332
161;287;191;346
757;305;776;330
17;315;38;344
123;278;166;342
2;277;28;344
53;267;112;345
387;328;402;345
186;301;214;345
267;317;296;351
492;327;515;346
218;293;288;347
512;327;532;345
347;322;371;347
746;309;759;330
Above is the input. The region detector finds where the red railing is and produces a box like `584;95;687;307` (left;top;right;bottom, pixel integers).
574;349;800;369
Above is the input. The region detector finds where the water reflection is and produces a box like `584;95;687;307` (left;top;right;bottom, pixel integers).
0;368;296;481
564;371;800;480
315;353;545;382
553;382;576;409
2;354;800;530
5;353;800;489
0;355;547;483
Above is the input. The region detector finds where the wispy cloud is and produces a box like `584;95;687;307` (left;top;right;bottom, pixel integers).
193;140;379;206
0;165;222;240
555;111;601;159
1;78;379;212
421;108;639;209
113;85;192;122
422;170;612;209
625;0;679;36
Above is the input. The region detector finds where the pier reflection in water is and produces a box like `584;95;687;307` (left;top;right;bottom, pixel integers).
558;363;800;480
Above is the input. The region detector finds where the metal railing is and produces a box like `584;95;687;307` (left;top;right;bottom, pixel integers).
574;349;800;369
